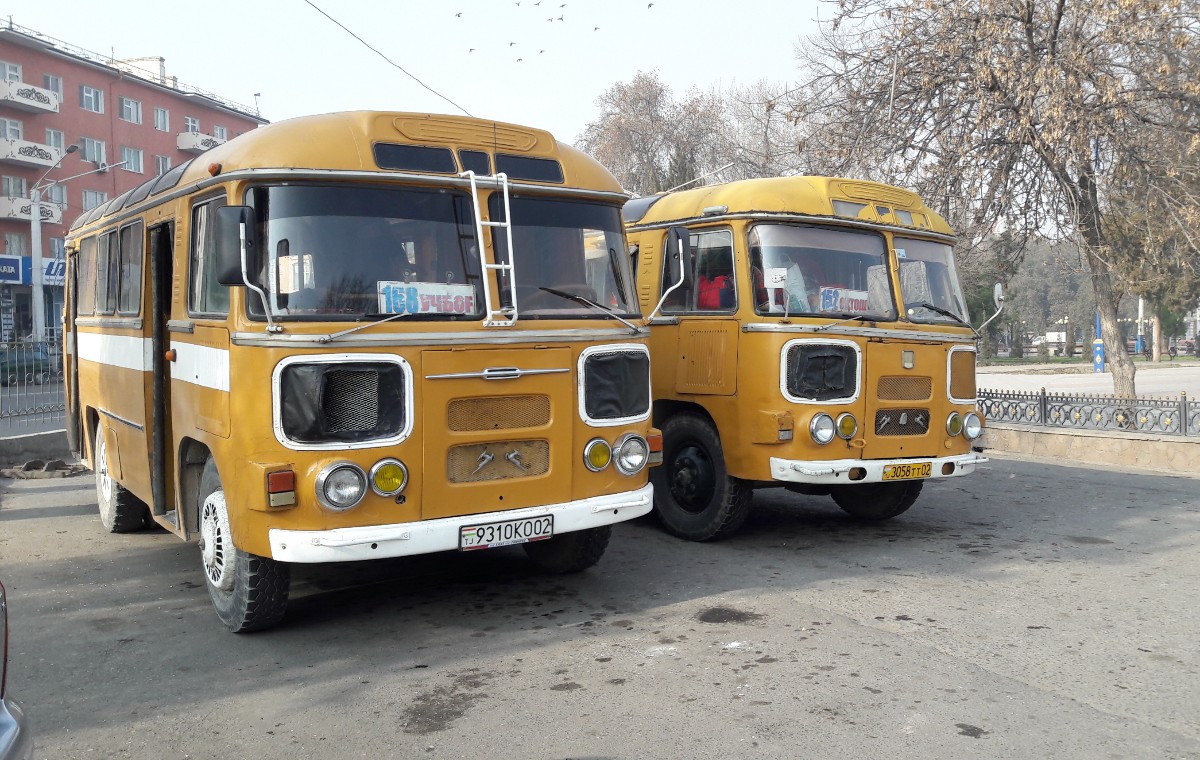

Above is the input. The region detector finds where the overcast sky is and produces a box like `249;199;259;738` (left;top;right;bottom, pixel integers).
7;0;821;143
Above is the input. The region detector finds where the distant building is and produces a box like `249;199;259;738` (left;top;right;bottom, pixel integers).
0;20;266;340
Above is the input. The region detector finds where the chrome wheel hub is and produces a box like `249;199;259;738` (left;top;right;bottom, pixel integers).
200;491;233;592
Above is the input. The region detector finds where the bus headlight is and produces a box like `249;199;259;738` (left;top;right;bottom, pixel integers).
963;412;983;440
809;413;835;445
946;412;963;436
316;462;367;511
584;439;612;472
369;458;408;497
835;413;858;440
614;434;649;476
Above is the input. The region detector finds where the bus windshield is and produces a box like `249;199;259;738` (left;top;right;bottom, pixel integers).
894;237;969;324
749;224;896;320
247;184;484;320
489;195;639;317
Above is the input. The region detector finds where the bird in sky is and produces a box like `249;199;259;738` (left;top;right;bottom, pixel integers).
510;41;516;46
648;2;654;6
539;49;545;53
557;15;563;20
517;58;524;62
469;48;476;52
547;16;555;21
455;12;462;16
593;25;599;30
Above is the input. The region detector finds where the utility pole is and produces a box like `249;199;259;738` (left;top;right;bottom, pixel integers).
29;143;78;343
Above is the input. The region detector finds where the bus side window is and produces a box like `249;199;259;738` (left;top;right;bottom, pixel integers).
189;197;229;316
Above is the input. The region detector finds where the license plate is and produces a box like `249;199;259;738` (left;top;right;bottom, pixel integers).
459;515;554;551
882;462;932;480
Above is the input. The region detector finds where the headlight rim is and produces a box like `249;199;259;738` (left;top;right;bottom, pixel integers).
835;413;858;440
584;438;613;472
809;412;836;445
946;411;964;437
963;411;983;440
369;458;409;497
613;433;650;476
315;461;368;512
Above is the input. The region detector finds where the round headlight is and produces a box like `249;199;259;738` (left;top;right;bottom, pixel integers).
614;434;649;476
946;411;963;436
584;438;612;472
370;459;408;497
963;412;983;440
809;413;835;445
835;413;858;440
316;463;367;511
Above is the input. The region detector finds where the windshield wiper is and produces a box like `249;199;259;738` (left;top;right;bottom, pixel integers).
908;301;979;337
536;287;642;335
813;312;874;332
317;310;411;344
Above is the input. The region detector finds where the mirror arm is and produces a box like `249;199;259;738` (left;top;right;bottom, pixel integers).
239;221;281;333
647;237;687;321
978;298;1004;334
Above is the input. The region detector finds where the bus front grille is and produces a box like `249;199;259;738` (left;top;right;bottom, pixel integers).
877;376;932;401
874;408;930;436
447;440;550;483
447;395;551;432
323;369;381;432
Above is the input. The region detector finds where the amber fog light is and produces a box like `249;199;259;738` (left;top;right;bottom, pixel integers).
584;439;612;472
370;459;408;497
835;413;858;440
946;412;963;436
316;463;367;511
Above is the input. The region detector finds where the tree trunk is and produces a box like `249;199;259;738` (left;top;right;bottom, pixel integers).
1152;314;1162;362
1092;268;1137;397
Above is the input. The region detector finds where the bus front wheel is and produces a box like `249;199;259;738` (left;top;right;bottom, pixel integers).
830;480;923;521
523;526;611;574
198;459;291;633
652;413;752;541
94;430;150;533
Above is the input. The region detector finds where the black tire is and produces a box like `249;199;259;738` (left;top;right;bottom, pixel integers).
651;413;752;541
94;429;150;533
830;480;924;521
198;458;290;632
523;525;611;574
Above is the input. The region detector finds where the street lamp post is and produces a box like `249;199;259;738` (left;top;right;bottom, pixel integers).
29;143;78;343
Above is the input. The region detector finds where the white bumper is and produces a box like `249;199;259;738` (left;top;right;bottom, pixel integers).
769;453;987;485
268;482;654;563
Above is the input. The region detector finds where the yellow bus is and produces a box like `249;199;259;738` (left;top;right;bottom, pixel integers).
64;111;659;631
624;176;990;540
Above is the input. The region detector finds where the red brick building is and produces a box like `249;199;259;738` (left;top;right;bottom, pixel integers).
0;20;266;340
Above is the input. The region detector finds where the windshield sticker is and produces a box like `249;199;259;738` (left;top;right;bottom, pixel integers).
377;281;476;315
820;287;871;313
895;248;907;259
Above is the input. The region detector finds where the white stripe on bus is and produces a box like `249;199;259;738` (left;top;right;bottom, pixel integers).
170;341;230;392
76;333;149;371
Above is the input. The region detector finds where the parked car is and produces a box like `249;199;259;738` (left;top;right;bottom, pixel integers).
0;581;33;760
0;346;51;387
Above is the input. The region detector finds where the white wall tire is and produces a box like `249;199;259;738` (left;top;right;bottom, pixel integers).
94;430;149;533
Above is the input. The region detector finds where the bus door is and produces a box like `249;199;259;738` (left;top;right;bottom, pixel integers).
669;230;739;397
147;222;176;529
64;246;82;458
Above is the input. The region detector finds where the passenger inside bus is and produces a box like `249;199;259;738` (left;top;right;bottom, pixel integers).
695;245;735;310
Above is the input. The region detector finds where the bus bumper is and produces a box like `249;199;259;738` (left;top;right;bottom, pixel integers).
768;453;987;485
267;483;654;563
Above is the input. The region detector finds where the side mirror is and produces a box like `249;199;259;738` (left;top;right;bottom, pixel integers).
664;226;692;291
993;282;1005;309
214;206;258;286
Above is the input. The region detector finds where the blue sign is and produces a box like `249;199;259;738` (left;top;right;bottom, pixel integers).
0;255;20;284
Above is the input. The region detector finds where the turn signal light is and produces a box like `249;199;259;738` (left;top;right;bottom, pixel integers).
266;469;296;508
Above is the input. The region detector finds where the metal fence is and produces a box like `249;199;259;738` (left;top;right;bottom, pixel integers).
0;341;66;434
979;387;1199;437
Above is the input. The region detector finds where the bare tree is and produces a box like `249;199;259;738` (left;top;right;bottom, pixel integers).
793;0;1200;396
718;80;808;180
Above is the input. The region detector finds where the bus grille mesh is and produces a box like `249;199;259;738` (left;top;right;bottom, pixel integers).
322;369;380;432
447;440;549;483
950;351;977;400
874;408;931;436
448;395;551;431
878;376;932;401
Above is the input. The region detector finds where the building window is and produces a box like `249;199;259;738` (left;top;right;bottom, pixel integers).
0;118;21;140
154;107;169;131
50;237;66;259
80;137;106;165
213;125;227;140
45;129;65;152
154;155;171;175
184;116;200;134
82;190;108;211
80;85;104;114
120;146;144;173
42;74;63;98
0;61;20;82
46;184;67;207
2;176;27;198
4;232;27;256
119;97;142;124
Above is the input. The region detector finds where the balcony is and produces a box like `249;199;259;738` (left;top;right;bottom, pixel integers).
177;131;225;154
0;196;63;224
0;138;67;169
0;80;59;113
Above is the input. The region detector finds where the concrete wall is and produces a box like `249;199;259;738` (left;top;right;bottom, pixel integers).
982;423;1200;476
0;429;72;464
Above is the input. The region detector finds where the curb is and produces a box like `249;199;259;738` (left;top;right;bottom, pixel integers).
981;423;1200;477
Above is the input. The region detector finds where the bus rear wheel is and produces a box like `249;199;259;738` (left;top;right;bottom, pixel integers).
523;526;611;574
830;480;924;521
651;413;752;541
94;430;150;533
198;458;290;633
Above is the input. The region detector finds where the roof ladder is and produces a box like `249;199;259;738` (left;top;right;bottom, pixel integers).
462;170;519;327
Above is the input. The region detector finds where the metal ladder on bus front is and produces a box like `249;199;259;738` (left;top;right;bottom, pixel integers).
462;170;519;327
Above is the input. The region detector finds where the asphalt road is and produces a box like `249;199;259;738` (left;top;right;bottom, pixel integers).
1;457;1197;759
